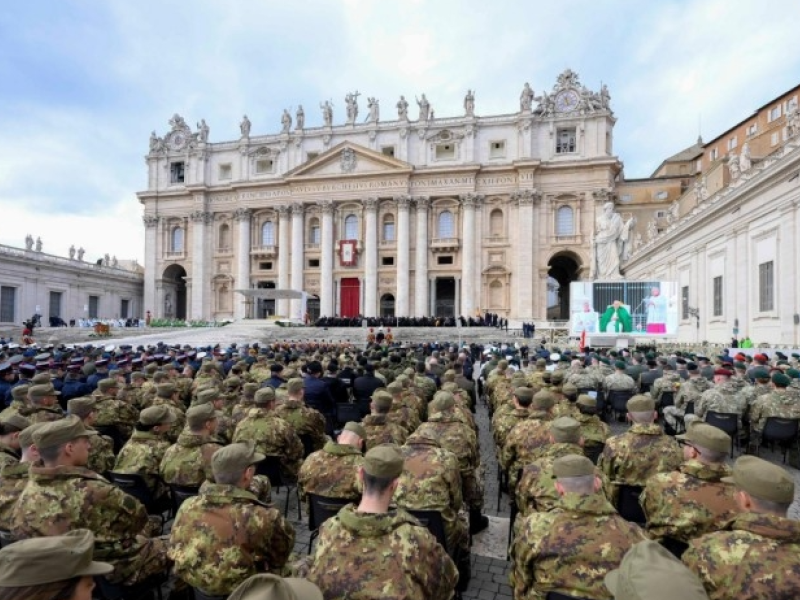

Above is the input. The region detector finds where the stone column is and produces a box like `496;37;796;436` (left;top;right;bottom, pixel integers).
290;203;305;319
395;195;411;317
320;200;334;317
142;215;159;317
190;210;212;320
414;196;430;316
460;193;483;319
513;189;538;319
363;197;379;317
234;208;252;320
277;205;291;316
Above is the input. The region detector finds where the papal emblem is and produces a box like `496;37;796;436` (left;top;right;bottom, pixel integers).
340;148;357;173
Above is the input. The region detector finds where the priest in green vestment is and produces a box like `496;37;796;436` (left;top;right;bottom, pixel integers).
599;300;633;333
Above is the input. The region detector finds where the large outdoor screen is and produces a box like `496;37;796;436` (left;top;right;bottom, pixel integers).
569;281;679;336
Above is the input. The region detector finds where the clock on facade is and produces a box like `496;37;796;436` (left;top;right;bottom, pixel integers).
555;89;580;113
170;133;186;151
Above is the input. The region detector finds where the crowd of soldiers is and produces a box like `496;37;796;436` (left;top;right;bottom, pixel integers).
0;338;798;599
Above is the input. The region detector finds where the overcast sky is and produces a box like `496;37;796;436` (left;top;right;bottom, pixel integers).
1;0;799;264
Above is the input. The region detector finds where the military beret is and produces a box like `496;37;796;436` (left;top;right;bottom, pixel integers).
627;395;655;412
599;357;611;365
243;382;260;395
186;403;217;429
96;378;118;393
386;382;403;393
531;390;556;410
550;417;581;444
28;383;61;399
604;540;707;600
371;391;393;410
343;421;367;439
0;529;113;587
576;394;596;408
212;441;265;477
0;413;30;432
752;367;770;380
772;372;791;387
254;387;276;404
31;373;51;385
67;396;97;416
287;378;305;394
733;361;746;370
33;415;97;448
552;454;594;478
786;368;800;379
139;405;176;426
562;382;578;395
363;445;404;479
195;388;221;406
18;422;47;448
677;422;731;454
614;360;626;370
722;455;795;504
429;391;455;412
11;385;30;401
227;574;323;600
754;353;769;362
514;387;534;401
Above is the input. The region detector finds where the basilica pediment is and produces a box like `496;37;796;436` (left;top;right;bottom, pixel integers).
285;142;413;180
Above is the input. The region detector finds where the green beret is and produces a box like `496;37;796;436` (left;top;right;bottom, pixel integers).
0;529;113;587
156;383;177;399
386;382;403;393
97;378;118;393
1;413;30;432
254;387;276;404
627;395;655;412
615;360;627;370
28;384;61;399
343;421;367;439
67;396;96;417
550;417;581;444
212;441;265;478
531;390;556;410
514;387;534;401
722;455;794;504
18;422;47;448
371;391;393;411
429;391;455;412
599;357;611;365
772;372;791;387
195;388;221;406
363;445;404;479
733;361;746;370
752;367;770;380
287;378;305;394
130;372;146;381
786;368;800;379
139;405;176;426
33;415;97;448
227;573;323;600
677;423;731;454
552;454;594;478
186;403;217;429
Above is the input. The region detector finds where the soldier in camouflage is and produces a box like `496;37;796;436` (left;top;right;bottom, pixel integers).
232;382;260;426
274;378;327;454
114;405;175;498
650;363;681;406
512;455;647;600
387;381;421;432
492;387;532;454
20;383;64;423
91;378;138;438
306;445;458;600
574;395;610;458
500;390;557;488
0;384;30;420
193;387;236;443
161;403;222;487
664;363;713;432
67;396;115;474
170;442;295;596
298;421;365;505
0;414;28;470
362;391;408;450
10;417;170;585
749;371;800;434
685;368;749;431
0;422;44;529
683;456;800;599
604;361;637;393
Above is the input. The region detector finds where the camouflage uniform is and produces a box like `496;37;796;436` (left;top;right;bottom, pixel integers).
0;444;19;471
115;430;172;495
515;444;585;517
552;401;581;419
307;504;458;600
233;408;303;479
274;399;327;453
231;398;257;427
749;388;800;433
687;381;748;429
20;405;64;424
603;371;637;392
395;434;467;556
566;370;597;392
500;412;553;488
298;441;363;503
87;428;116;474
598;423;683;504
492;407;528;453
575;412;610;448
160;431;222;486
93;394;138;438
683;512;800;600
414;374;437;402
0;461;30;529
650;372;681;404
641;459;737;543
10;464;170;585
664;375;713;430
169;483;295;595
362;414;409;450
511;493;648;600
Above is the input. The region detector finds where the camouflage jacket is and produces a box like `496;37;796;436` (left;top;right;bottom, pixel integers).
88;427;116;475
674;376;714;411
566;371;597;391
0;461;30;529
93;395;139;437
415;411;478;472
651;372;681;401
169;483;295;595
749;389;800;432
598;423;683;503
19;405;64;424
603;372;636;392
552;401;581;419
695;381;748;422
233;408;303;477
231;399;256;427
362;414;408;450
0;444;19;471
307;504;458;600
683;512;800;600
512;493;648;600
413;375;437;402
298;441;362;502
500;413;554;480
274;399;326;452
575;413;611;446
515;444;585;516
160;431;222;486
115;430;172;492
492;407;529;451
387;402;419;433
641;459;737;543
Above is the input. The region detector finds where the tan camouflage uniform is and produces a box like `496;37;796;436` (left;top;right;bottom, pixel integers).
298;440;363;503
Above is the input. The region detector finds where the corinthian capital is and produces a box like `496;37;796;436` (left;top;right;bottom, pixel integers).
142;214;160;228
459;193;484;208
319;200;334;215
414;196;430;210
233;208;252;222
277;205;291;217
190;210;213;224
363;197;379;211
511;188;541;206
291;203;305;216
394;195;411;210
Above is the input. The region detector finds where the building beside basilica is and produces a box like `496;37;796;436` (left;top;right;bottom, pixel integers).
138;70;622;322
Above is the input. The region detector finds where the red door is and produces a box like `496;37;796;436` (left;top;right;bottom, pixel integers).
340;278;361;317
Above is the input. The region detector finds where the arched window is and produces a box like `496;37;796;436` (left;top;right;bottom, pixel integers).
556;206;574;236
261;221;275;246
489;209;503;236
309;217;320;245
344;214;358;240
438;210;454;238
383;214;395;241
218;223;231;250
171;227;184;252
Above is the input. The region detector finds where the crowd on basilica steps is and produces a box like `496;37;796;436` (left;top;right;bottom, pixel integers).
0;338;798;599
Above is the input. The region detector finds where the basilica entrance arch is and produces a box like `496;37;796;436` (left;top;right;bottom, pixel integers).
547;252;582;320
161;264;187;319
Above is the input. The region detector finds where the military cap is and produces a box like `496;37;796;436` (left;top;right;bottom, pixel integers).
514;387;534;401
130;372;146;381
786;368;800;379
31;372;51;385
363;445;404;479
0;529;113;587
685;361;698;372
562;382;578;395
228;574;323;600
156;383;177;399
722;455;795;503
613;360;626;370
771;372;791;387
18;422;47;448
96;378;118;393
371;391;393;410
754;353;769;362
212;441;266;477
28;383;61;399
604;540;707;600
243;382;260;395
287;378;305;394
550;417;581;443
430;391;455;412
550;371;565;384
386;381;403;394
497;360;508;370
144;363;159;375
531;390;556;410
552;454;594;478
186;403;217;429
33;415;97;448
18;363;36;375
11;385;30;401
733;361;746;370
576;394;596;408
627;395;655;412
677;422;731;454
67;396;96;416
535;358;547;367
195;388;221;406
0;413;30;432
751;367;770;379
139;405;176;426
226;376;241;389
254;387;276;404
343;421;367;439
713;368;732;377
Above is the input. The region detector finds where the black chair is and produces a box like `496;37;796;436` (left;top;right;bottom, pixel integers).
0;529;15;548
169;483;200;515
659;391;675;410
755;417;800;463
306;493;353;553
405;508;467;598
616;484;645;525
704;411;739;456
639;381;653;395
546;592;592;600
496;468;508;512
256;455;301;519
583;443;605;465
299;433;316;458
108;472;169;528
336;402;362;427
95;425;125;455
675;401;695;435
607;390;635;422
660;536;689;559
94;572;167;600
193;588;228;600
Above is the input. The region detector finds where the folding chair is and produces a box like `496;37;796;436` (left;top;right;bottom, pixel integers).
306;493;353;554
754;417;800;463
704;411;739;456
616;484;645;525
256;455;301;519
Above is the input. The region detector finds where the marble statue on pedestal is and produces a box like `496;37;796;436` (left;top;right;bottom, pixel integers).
464;90;475;116
740;141;751;171
320;101;333;127
416;94;430;121
240;115;251;138
397;96;409;120
25;234;33;250
365;97;379;123
35;237;42;252
592;202;625;279
77;247;85;261
69;245;76;259
520;83;534;111
728;154;740;180
197;119;209;143
345;91;360;124
296;105;305;130
281;109;292;133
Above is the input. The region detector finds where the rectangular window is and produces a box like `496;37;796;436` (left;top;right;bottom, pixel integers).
256;159;274;174
681;286;689;320
747;123;758;136
655;210;667;218
769;105;782;122
435;143;456;160
170;161;185;184
120;299;129;319
308;259;320;268
306;152;319;161
259;262;273;271
655;191;669;200
382;256;395;266
759;261;774;312
556;128;576;154
489;140;506;159
713;276;723;317
771;131;780;146
437;255;454;265
219;163;232;180
383;221;395;241
88;295;100;319
0;286;16;322
709;148;718;161
49;291;62;319
727;137;737;151
619;194;632;203
381;146;395;157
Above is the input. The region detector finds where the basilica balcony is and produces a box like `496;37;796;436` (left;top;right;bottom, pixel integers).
380;239;396;248
304;243;321;252
250;245;278;258
552;233;584;246
164;250;186;260
431;237;461;253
